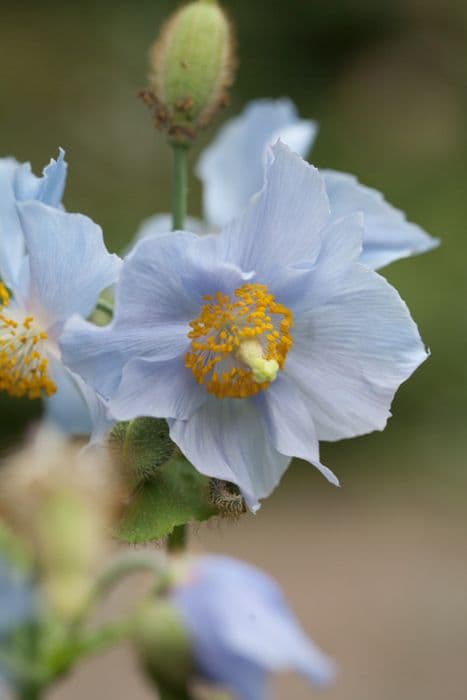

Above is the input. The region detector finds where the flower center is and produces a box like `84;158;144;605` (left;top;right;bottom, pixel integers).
0;283;56;399
185;283;293;399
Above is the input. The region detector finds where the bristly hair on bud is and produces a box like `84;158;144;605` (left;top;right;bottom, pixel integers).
109;417;177;487
208;478;246;519
142;0;236;143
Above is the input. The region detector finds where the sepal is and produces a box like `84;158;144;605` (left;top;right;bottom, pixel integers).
135;600;192;697
117;456;218;544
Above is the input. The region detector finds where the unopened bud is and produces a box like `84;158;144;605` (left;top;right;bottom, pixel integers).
135;599;192;692
109;417;176;485
145;0;236;142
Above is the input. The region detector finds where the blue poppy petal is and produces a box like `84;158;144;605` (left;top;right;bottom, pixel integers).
286;264;428;441
169;398;290;509
322;169;439;269
61;316;189;400
44;357;93;435
14;148;67;208
123;213;207;259
255;376;339;486
109;355;206;421
0;158;26;287
17;201;121;325
113;232;201;328
197;99;317;229
219;141;330;276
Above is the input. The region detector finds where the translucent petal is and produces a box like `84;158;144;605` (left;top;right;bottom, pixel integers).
197;98;317;229
323;169;439;269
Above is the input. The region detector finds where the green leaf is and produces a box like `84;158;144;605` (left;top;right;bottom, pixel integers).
116;456;217;544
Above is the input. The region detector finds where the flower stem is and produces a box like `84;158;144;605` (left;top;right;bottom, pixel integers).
168;141;189;553
18;685;42;700
167;524;187;553
171;143;189;230
157;682;193;700
72;553;168;627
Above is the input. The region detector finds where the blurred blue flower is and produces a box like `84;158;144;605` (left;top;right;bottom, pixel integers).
171;555;335;699
197;98;439;269
0;198;120;436
0;556;37;688
62;142;427;508
0;557;36;638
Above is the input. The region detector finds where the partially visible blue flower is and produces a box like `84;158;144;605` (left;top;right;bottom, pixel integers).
196;98;439;269
62;142;427;508
170;555;335;699
0;150;67;289
0;557;36;638
0;149;106;435
197;99;317;233
0;556;37;688
0;200;120;436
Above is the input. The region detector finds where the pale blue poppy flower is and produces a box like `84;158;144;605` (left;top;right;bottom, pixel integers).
62;143;427;509
171;555;335;699
0;200;120;436
196;98;439;269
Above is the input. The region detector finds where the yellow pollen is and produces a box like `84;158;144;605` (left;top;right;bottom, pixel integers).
185;283;293;399
0;282;56;400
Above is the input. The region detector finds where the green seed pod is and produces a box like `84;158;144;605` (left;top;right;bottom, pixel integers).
145;0;236;142
135;599;193;693
109;417;177;485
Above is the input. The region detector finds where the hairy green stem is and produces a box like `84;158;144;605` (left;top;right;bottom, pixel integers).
171;143;189;231
74;617;136;658
168;140;189;554
73;553;168;627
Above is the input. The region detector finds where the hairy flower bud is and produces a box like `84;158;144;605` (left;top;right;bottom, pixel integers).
109;417;176;486
144;0;236;142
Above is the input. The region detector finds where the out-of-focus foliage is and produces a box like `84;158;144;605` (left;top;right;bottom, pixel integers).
0;0;466;489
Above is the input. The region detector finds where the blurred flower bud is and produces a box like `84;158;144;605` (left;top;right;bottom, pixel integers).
144;0;236;143
109;417;176;486
0;428;123;618
134;599;192;694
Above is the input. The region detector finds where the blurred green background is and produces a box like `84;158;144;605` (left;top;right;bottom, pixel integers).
1;1;467;698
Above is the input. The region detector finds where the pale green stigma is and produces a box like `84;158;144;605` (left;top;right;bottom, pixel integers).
237;339;280;384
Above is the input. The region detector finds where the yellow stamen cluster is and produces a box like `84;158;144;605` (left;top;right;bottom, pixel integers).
0;282;56;399
185;283;293;399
